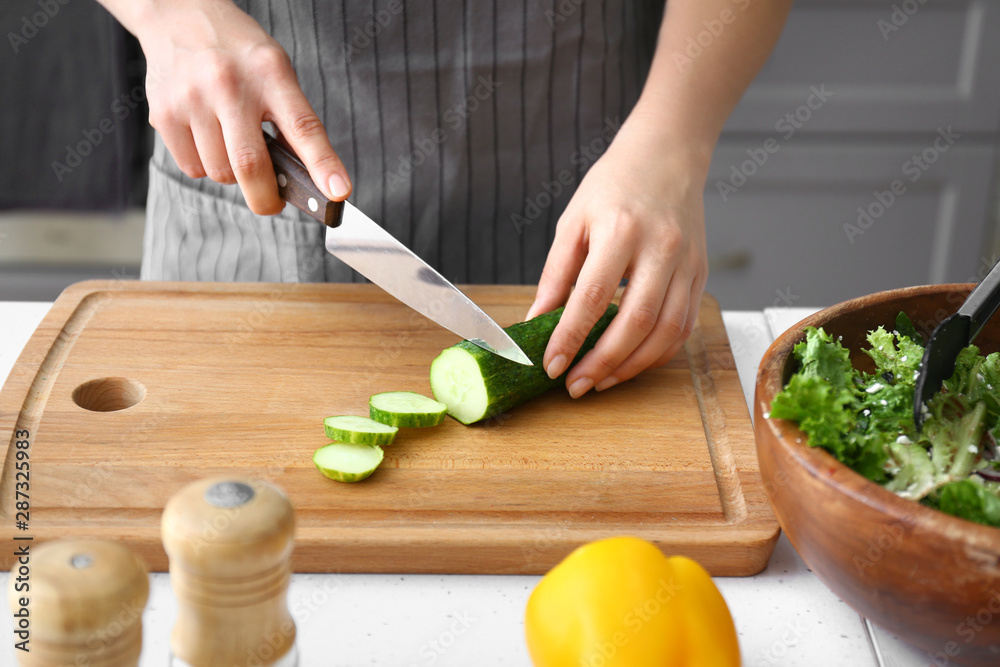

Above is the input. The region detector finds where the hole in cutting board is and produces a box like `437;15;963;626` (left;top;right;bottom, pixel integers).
72;377;146;412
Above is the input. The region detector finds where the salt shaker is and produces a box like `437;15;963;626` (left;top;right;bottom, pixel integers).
7;539;149;667
161;477;297;667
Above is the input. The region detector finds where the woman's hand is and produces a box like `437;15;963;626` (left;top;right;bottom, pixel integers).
527;115;709;398
123;0;351;213
526;0;793;397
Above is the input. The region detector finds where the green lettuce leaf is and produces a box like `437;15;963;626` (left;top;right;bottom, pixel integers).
884;440;936;499
770;373;856;454
942;345;981;396
864;325;923;384
935;479;1000;528
770;327;888;481
966;352;1000;424
852;324;925;471
894;311;924;346
769;317;1000;497
793;326;854;392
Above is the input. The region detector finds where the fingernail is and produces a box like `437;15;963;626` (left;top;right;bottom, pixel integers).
546;354;568;379
595;376;619;392
329;174;351;199
568;377;594;399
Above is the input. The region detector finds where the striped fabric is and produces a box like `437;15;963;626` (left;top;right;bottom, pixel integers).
142;0;664;284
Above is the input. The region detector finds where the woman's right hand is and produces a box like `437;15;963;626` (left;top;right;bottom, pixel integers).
119;0;351;214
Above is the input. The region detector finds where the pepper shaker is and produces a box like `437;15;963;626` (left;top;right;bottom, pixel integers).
7;539;149;667
162;478;297;667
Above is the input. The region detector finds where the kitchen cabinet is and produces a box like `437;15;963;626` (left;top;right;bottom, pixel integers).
705;0;1000;308
705;141;996;308
724;0;1000;133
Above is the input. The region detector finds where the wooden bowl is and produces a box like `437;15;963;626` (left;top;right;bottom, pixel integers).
755;284;1000;666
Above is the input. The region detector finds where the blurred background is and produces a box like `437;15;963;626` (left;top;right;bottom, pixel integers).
1;0;148;300
2;0;999;307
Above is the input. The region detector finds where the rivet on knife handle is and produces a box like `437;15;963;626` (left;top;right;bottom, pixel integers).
264;133;344;228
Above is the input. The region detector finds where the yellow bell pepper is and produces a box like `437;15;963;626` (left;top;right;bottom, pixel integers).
524;536;740;667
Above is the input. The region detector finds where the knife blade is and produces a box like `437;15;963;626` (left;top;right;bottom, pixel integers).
264;133;533;366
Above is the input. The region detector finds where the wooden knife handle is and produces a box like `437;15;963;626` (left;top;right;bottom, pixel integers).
162;478;297;667
8;540;149;667
265;133;344;228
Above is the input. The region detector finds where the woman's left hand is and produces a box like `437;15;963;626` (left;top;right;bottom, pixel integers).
526;116;710;398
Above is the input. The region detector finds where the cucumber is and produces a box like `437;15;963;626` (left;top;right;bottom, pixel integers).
323;415;398;446
313;442;384;482
369;391;447;427
429;304;618;424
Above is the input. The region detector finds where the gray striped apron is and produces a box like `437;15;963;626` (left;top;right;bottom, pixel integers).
142;0;663;284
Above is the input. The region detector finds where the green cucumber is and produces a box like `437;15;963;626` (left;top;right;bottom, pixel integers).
323;415;398;446
429;304;618;424
313;442;384;482
369;391;447;427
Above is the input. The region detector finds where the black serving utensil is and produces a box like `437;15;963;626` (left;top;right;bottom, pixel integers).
914;259;1000;429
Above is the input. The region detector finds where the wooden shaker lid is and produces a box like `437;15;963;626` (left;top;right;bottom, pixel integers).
161;478;295;577
7;539;149;667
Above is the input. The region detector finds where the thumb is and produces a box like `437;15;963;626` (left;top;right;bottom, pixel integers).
527;220;587;320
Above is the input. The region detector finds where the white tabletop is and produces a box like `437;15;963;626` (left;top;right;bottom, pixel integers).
0;302;928;666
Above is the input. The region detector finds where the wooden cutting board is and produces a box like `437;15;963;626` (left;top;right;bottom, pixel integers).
0;281;778;575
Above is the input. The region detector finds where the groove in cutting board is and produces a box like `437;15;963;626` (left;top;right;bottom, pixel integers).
0;291;108;517
0;281;779;575
686;322;748;525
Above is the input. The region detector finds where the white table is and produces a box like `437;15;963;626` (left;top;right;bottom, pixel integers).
0;301;928;666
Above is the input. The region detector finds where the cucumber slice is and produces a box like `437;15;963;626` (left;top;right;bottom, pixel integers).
369;391;447;427
429;305;618;424
323;415;398;446
429;348;490;425
313;442;384;483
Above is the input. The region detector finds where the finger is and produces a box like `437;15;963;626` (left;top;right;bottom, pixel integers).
191;117;236;185
268;86;351;201
526;218;587;320
219;113;284;216
593;272;695;391
544;232;632;392
157;122;206;179
648;275;705;370
566;256;673;391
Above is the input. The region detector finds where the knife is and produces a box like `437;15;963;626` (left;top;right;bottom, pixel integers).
913;258;1000;429
264;133;533;366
